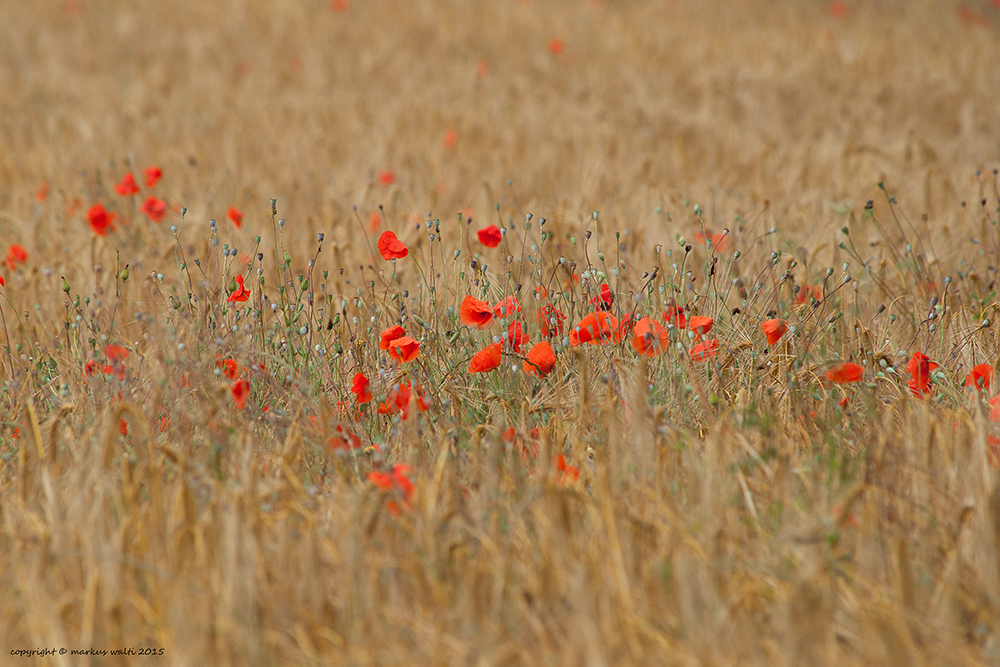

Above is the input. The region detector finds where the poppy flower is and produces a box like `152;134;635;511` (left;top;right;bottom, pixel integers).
228;207;244;229
377;231;409;260
4;244;27;270
690;338;718;362
378;381;431;420
329;424;362;451
443;128;457;149
990;395;1000;423
760;318;788;345
232;378;250;410
591;283;613;311
387;336;420;363
35;181;49;202
523;341;556;377
965;364;993;392
537;303;566;337
368;464;414;515
693;230;727;252
689;315;714;337
493;295;521;319
120;419;129;437
663;301;686;329
379;325;406;349
351;372;373;403
548;38;565;55
476;60;489;78
795;284;823;305
469;342;502;373
556;455;580;486
507;321;529;352
0;276;4;287
140;196;167;222
82;359;99;378
114;173;139;196
144;166;162;188
828;0;847;18
477;225;502;248
460;295;494;328
216;356;240;380
227;274;250;302
631;317;670;357
87;204;116;236
907;352;938;397
569;311;617;346
825;362;864;384
378;170;396;186
614;313;635;343
102;343;129;381
331;0;349;11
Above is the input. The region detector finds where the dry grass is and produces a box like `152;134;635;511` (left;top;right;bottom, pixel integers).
2;0;1000;664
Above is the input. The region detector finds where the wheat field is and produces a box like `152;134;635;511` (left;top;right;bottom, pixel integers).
2;0;1000;665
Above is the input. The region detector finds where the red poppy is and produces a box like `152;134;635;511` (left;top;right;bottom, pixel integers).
990;395;1000;422
329;424;361;451
216;356;240;380
387;336;420;363
351;372;373;403
507;321;529;352
477;225;502;248
82;359;99;378
690;338;718;362
35;181;49;202
140;196;167;222
825;362;864;384
4;244;27;270
537;303;566;337
591;283;613;311
102;343;129;381
693;230;727;252
377;231;409;260
227;274;250;302
232;378;250;410
760;318;788;345
476;60;489;78
331;0;349;11
378;381;431;420
548;38;565;55
907;352;938;397
663;301;686;329
828;1;847;18
556;455;580;486
965;364;993;392
87;204;116;236
569;311;617;346
228;207;244;229
631;317;670;357
368;463;414;515
469;342;502;373
493;295;521;319
523;341;556;377
795;284;823;305
443;128;457;150
120;419;128;437
460;295;494;328
379;325;406;349
0;276;4;287
689;315;713;337
114;173;139;196
144;166;162;188
378;170;396;186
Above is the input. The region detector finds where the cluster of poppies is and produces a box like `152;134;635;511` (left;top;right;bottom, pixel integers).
0;243;28;287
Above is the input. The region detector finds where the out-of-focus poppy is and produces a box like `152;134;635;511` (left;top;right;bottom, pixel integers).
690;338;718;362
4;245;27;270
523;341;556;377
631;317;669;357
87;204;116;236
761;318;788;345
368;464;414;515
478;225;502;248
329;424;361;451
825;362;863;384
469;342;502;373
556;455;579;485
377;231;409;260
114;173;139;196
693;230;727;252
443;128;457;150
548;38;565;55
144;166;162;188
663;301;686;329
460;295;494;328
689;315;713;337
102;344;130;381
351;372;373;403
35;181;49;202
232;378;250;410
506;321;529;352
140;196;167;222
493;295;521;319
378;170;396;186
569;311;617;346
537;303;566;337
907;352;938;397
216;356;240;380
228;207;244;229
965;364;993;392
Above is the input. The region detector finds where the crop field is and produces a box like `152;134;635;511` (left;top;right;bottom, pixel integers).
2;0;1000;664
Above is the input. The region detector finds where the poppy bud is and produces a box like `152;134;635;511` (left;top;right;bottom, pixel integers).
61;276;71;293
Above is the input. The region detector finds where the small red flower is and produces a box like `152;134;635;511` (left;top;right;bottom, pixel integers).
4;244;27;271
693;230;727;252
228;207;244;229
590;283;613;311
493;295;521;319
329;424;362;451
379;325;406;350
523;341;556;377
377;231;409;260
556;455;580;486
232;378;250;410
0;276;4;287
144;166;163;188
690;338;718;362
35;181;49;202
469;342;502;373
227;274;250;302
569;311;617;346
631;317;670;357
87;204;117;236
82;359;99;378
140;196;167;222
368;464;414;515
537;303;566;337
506;321;529;352
460;295;494;328
114;173;140;196
663;301;686;329
331;0;349;11
216;356;240;380
548;38;565;55
477;225;502;248
825;362;863;384
965;364;993;392
378;170;396;186
828;1;847;18
102;344;130;381
907;352;938;397
351;372;373;403
387;336;420;363
443;128;457;150
760;318;788;345
476;60;489;78
689;315;714;337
